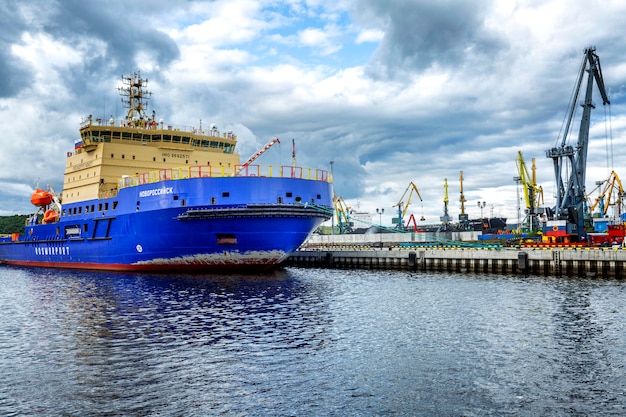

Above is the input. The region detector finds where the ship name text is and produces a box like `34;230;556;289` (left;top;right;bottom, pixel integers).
35;246;70;256
72;161;94;171
139;187;174;198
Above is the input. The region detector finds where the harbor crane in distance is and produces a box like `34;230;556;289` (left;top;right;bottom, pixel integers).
333;194;354;234
458;171;470;230
392;181;424;230
545;46;610;240
440;178;451;231
516;151;544;231
586;171;625;218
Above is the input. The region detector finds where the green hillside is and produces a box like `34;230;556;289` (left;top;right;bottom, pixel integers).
0;215;29;235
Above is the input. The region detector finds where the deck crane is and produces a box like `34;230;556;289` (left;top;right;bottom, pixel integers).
241;137;280;168
392;181;424;230
333;194;353;234
546;47;610;240
586;171;625;218
458;171;470;230
516;151;544;231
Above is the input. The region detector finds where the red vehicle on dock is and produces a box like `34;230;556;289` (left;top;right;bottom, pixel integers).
587;223;625;247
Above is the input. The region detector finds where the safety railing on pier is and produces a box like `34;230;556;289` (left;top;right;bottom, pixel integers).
118;164;330;189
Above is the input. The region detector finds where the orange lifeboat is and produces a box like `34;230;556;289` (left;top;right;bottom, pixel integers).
43;209;59;224
31;188;53;206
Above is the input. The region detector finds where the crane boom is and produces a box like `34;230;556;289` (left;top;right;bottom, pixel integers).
241;137;280;167
333;194;353;234
459;171;466;215
440;178;451;227
587;171;624;217
516;151;544;210
546;47;610;238
458;171;469;229
392;181;423;229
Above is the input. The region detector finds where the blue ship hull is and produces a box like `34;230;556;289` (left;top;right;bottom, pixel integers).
0;176;332;272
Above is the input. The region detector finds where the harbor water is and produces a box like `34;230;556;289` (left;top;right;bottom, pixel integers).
1;266;625;416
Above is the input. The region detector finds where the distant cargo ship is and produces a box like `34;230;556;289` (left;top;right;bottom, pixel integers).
0;72;333;272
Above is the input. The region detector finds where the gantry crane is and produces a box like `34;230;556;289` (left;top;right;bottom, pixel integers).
392;182;424;230
546;47;610;239
516;151;544;231
333;194;353;234
586;171;625;219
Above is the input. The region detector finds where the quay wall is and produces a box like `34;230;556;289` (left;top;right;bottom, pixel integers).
305;231;481;246
285;246;626;278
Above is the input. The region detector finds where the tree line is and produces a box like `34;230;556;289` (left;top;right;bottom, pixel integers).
0;215;29;235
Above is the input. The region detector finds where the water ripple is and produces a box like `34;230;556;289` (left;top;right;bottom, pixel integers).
1;267;625;416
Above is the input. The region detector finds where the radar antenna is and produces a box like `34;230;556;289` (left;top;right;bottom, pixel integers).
118;71;152;127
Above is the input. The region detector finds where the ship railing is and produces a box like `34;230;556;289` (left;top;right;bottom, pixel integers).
118;164;330;189
84;116;236;139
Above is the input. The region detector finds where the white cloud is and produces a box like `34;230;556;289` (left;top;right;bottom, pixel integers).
355;29;383;44
298;26;343;55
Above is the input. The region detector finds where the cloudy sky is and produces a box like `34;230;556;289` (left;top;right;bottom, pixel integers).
2;0;626;228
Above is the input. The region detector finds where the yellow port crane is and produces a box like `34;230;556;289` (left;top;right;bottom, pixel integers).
586;171;625;218
516;151;544;231
458;171;470;230
333;194;353;234
392;182;424;230
440;178;451;230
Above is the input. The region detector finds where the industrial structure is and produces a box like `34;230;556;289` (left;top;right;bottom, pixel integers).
392;182;424;231
318;47;622;248
544;46;611;241
516;151;544;232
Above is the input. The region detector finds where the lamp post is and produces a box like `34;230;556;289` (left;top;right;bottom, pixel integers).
330;161;334;235
376;208;384;246
477;201;486;229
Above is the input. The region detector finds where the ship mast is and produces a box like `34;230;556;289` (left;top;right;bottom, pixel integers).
118;71;152;127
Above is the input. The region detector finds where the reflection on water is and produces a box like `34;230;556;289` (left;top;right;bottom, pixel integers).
1;267;625;416
550;280;622;414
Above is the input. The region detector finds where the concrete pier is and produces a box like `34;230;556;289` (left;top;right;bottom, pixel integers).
285;246;626;278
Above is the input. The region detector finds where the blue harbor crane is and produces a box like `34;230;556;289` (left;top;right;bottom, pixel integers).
545;46;610;240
